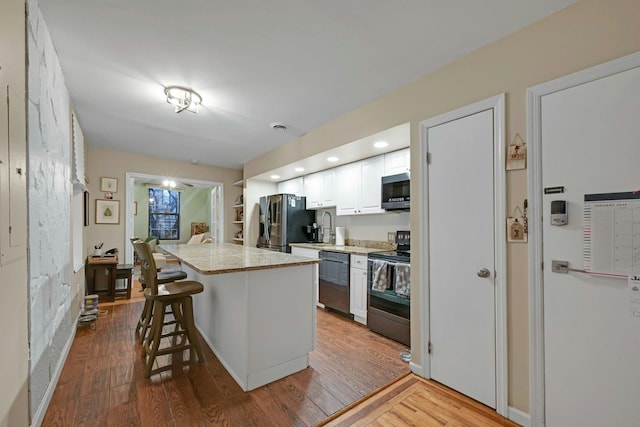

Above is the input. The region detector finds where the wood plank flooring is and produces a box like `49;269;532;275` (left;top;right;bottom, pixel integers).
42;280;410;426
320;374;520;427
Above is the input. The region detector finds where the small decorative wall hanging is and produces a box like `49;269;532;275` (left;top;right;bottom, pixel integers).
95;199;120;224
100;176;118;192
506;133;527;170
507;204;528;243
104;192;113;200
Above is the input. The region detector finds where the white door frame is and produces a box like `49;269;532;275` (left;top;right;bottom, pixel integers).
418;94;507;416
527;51;640;427
124;171;224;264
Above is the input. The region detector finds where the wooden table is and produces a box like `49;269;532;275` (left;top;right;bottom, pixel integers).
115;264;135;299
85;256;118;302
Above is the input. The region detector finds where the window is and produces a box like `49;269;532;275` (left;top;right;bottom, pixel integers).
148;188;180;240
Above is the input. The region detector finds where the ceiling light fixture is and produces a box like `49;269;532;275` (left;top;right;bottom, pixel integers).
270;174;280;180
327;156;339;162
294;167;305;172
162;179;176;188
164;86;202;113
374;141;389;148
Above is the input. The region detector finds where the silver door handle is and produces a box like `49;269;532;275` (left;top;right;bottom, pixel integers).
477;268;491;278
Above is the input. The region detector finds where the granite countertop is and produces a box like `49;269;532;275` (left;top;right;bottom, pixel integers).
159;243;320;275
289;242;387;256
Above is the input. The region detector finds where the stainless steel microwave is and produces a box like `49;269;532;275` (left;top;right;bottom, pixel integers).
381;173;410;211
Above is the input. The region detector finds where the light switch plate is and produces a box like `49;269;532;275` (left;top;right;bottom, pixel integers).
387;232;396;242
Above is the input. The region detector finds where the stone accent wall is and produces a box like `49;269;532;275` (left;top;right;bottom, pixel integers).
27;0;73;416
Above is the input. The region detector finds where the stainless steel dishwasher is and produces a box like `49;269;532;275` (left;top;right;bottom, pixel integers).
318;250;350;315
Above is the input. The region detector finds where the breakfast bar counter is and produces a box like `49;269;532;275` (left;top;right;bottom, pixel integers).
160;243;319;391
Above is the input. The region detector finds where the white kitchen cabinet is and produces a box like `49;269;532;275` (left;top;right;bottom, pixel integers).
290;246;322;307
336;155;385;216
384;148;410;176
350;254;368;324
277;177;304;196
304;169;336;209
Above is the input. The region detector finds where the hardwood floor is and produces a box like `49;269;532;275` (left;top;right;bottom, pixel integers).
42;282;410;426
320;374;520;427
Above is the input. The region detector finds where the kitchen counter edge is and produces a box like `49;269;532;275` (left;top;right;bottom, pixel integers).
160;243;320;275
289;243;385;256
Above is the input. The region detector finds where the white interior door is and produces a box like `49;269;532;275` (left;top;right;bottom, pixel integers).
535;59;640;427
427;108;497;408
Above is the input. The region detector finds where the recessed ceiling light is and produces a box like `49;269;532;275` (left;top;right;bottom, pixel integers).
295;167;305;172
374;141;389;148
270;174;280;180
327;156;339;162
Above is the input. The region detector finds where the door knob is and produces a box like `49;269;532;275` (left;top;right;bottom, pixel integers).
477;268;491;278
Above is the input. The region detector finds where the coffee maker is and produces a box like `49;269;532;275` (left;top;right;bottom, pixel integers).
304;223;320;242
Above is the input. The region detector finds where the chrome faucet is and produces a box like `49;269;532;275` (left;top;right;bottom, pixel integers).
321;211;334;244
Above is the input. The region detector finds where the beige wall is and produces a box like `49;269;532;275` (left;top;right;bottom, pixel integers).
179;187;212;241
86;145;242;256
0;0;29;425
244;0;640;412
133;183;213;243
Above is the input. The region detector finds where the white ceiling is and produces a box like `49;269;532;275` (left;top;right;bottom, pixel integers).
37;0;577;170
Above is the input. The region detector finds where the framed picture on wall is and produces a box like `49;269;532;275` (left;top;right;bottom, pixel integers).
100;177;118;193
95;199;120;224
83;191;90;226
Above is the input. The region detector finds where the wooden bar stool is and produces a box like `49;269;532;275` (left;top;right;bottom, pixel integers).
131;237;189;342
134;269;188;343
134;241;204;377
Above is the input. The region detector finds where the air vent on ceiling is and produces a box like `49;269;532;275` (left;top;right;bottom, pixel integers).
270;122;288;131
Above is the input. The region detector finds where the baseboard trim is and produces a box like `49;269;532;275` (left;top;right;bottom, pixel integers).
409;360;423;376
508;406;531;427
31;313;79;427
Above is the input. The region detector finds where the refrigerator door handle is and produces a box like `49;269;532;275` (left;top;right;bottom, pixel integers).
264;198;271;242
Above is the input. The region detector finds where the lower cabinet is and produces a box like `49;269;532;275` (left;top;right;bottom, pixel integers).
350;254;368;324
290;247;321;307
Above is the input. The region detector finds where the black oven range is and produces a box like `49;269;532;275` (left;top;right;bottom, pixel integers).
367;232;410;346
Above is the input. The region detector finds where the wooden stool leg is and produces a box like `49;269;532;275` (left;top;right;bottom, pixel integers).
182;296;204;362
125;269;132;299
170;301;186;347
136;299;152;344
144;300;166;377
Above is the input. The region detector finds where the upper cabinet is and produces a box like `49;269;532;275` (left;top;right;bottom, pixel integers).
274;147;409;216
277;177;304;196
384;148;410;176
304;169;336;209
336;155;385;216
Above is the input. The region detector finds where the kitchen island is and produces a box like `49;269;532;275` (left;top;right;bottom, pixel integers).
160;243;320;391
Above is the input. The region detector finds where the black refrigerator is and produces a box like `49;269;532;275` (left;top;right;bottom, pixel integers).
257;194;315;253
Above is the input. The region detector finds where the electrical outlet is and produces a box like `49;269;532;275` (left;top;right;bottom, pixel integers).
387;232;396;242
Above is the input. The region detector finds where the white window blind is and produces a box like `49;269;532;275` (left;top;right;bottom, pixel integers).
72;111;86;186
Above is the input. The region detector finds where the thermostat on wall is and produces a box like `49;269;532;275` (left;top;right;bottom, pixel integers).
550;200;568;226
